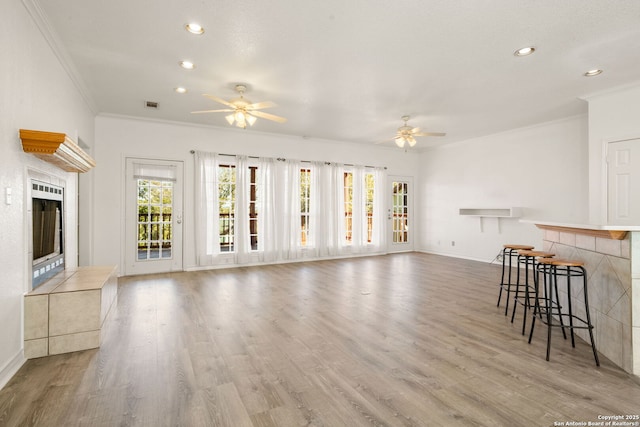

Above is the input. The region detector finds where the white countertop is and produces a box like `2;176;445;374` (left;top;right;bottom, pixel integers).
520;219;640;231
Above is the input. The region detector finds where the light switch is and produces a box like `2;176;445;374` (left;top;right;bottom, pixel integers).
5;187;11;205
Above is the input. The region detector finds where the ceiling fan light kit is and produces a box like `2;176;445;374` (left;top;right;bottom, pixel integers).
387;115;446;148
192;84;287;129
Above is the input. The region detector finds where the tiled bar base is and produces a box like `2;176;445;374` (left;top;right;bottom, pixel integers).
540;230;636;374
24;266;118;358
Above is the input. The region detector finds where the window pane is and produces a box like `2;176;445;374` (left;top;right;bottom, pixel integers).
366;173;374;243
136;177;173;262
392;181;409;244
343;172;353;243
300;169;311;246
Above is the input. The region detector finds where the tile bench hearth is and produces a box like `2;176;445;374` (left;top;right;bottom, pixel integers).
24;265;118;358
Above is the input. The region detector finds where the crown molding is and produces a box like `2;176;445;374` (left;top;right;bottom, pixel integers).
21;0;97;114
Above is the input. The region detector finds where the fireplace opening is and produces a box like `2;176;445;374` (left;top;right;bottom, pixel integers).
31;180;64;289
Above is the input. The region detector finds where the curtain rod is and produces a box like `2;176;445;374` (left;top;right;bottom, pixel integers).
190;150;386;169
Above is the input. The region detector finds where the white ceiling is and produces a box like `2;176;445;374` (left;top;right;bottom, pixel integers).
35;0;640;149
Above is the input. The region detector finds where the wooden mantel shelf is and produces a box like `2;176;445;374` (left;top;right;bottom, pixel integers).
20;129;95;173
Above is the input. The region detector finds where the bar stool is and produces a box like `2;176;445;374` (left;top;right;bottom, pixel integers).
528;258;600;366
530;257;567;340
510;250;555;335
497;244;534;315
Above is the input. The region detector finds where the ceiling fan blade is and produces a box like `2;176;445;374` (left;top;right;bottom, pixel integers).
414;132;446;137
246;101;276;110
411;127;421;134
374;139;394;145
250;110;287;123
202;94;236;108
191;109;235;114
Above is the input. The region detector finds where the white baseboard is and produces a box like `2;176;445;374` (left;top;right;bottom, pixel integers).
0;349;25;391
416;249;495;264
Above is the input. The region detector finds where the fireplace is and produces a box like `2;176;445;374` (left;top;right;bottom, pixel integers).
31;180;64;289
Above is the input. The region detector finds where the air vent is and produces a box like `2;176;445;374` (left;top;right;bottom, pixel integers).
145;101;159;109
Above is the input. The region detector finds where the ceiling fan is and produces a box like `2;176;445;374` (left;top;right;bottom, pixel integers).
191;84;287;129
381;115;446;148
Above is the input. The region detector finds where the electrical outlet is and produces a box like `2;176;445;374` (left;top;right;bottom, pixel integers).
451;241;455;246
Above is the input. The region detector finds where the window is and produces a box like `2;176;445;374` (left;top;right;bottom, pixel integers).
300;168;311;246
195;152;386;267
343;170;375;244
218;164;236;252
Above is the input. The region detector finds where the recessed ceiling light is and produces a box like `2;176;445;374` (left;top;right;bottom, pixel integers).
175;87;187;94
584;69;603;77
185;23;204;35
179;61;195;69
514;46;535;57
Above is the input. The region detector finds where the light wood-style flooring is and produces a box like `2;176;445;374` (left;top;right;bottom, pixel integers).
1;253;639;426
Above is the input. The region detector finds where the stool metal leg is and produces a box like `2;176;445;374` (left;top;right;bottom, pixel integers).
498;248;517;315
580;266;600;366
528;263;547;343
566;269;576;347
510;254;523;322
497;248;511;313
511;254;534;335
545;265;556;361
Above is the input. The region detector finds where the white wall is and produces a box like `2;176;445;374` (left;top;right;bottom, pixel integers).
0;1;95;389
586;83;640;223
417;115;589;262
89;114;421;272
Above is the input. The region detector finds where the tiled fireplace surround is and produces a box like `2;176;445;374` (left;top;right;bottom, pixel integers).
540;229;639;374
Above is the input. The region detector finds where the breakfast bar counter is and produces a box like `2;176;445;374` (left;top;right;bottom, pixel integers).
521;219;639;376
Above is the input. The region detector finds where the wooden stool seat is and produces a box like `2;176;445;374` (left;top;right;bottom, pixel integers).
517;250;555;258
549;259;584;267
504;244;535;250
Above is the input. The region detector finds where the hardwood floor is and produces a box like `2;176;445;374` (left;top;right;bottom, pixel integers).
1;253;639;426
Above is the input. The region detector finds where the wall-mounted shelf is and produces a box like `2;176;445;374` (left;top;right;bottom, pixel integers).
459;208;522;233
20;129;95;173
459;207;522;218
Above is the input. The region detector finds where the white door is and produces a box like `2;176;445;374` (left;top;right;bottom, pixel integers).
125;158;183;275
388;176;413;252
607;139;640;225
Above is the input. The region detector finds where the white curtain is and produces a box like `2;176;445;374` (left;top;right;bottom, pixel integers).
369;166;387;252
235;155;250;264
306;161;322;257
194;151;221;266
132;162;177;182
314;162;344;257
351;165;365;252
194;151;387;267
273;159;301;260
257;157;277;263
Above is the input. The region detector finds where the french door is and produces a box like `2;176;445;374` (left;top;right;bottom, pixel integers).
388;176;413;252
125;158;183;275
